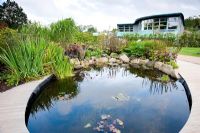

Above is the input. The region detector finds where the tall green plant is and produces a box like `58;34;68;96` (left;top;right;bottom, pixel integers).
0;37;73;86
50;18;78;44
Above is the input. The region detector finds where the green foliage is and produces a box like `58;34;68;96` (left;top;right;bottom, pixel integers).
75;32;97;45
45;44;73;79
0;28;19;54
124;33;176;45
0;38;73;86
19;22;50;40
123;40;178;62
178;31;200;47
160;75;170;82
185;16;200;31
50;18;78;43
85;48;103;58
167;60;179;69
0;0;27;29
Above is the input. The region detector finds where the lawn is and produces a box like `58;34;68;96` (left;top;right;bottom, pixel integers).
179;47;200;57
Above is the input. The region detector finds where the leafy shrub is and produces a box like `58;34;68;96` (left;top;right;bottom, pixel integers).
123;40;178;62
0;28;19;54
124;33;176;44
0;37;73;86
74;32;97;45
178;31;200;47
97;35;127;54
85;47;103;58
166;60;179;69
65;44;86;60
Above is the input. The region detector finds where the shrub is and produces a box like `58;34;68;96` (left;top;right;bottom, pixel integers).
178;31;200;47
85;47;103;58
65;44;86;60
0;37;73;86
0;28;19;54
123;40;178;62
74;32;97;45
166;60;179;69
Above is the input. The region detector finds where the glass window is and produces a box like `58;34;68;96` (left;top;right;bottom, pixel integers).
148;23;153;30
168;17;178;29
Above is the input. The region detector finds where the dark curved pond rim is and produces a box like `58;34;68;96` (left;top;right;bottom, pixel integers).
25;72;192;130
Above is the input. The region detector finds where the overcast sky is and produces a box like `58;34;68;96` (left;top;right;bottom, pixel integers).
1;0;200;31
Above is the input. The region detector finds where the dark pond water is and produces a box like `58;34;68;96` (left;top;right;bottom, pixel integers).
27;67;190;133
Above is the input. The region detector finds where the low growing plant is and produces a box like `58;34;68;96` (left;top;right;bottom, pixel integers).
167;60;179;69
160;75;170;83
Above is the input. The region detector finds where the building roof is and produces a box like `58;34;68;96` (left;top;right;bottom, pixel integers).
117;13;185;26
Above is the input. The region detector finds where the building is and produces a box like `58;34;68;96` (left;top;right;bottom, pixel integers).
117;13;184;37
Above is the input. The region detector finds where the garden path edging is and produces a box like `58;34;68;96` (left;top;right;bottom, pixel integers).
0;75;52;133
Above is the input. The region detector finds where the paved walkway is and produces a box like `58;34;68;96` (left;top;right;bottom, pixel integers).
178;60;200;133
178;55;200;65
0;76;49;133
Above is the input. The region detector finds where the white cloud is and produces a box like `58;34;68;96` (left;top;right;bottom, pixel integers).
10;0;200;31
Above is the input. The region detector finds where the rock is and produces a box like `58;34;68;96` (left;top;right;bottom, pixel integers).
141;65;149;70
121;64;129;67
70;58;80;66
84;123;92;128
154;62;163;69
110;53;118;58
130;63;140;68
88;59;95;65
146;61;155;68
80;60;89;68
101;114;111;120
74;65;83;70
154;62;180;79
102;54;108;57
96;57;108;65
130;59;140;64
109;58;117;63
108;63;118;67
138;59;149;66
116;59;122;64
119;54;130;63
114;119;124;126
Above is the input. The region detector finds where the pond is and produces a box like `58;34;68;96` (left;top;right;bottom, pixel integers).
26;67;191;133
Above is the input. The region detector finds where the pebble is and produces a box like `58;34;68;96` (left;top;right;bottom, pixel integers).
84;123;91;128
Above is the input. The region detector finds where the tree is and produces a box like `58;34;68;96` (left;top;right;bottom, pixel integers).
0;0;27;29
185;15;200;31
78;25;97;33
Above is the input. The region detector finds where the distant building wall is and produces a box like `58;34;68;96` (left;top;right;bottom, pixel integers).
117;13;185;37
